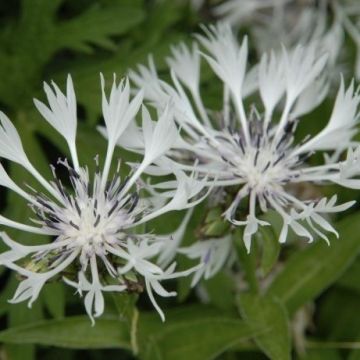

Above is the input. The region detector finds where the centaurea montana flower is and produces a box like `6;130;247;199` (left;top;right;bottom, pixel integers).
0;75;205;323
127;24;360;282
214;0;360;79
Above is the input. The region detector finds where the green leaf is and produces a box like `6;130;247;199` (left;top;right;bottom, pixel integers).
237;294;291;360
138;305;261;360
43;283;65;319
0;0;61;106
316;288;360;341
258;226;280;277
337;258;360;294
0;274;17;317
0;306;260;359
17;0;62;60
203;219;230;237
267;213;360;314
299;349;341;360
6;299;44;360
55;2;145;53
4;345;36;360
0;316;131;350
112;293;138;323
136;0;184;45
203;271;235;311
0;0;146;109
348;343;360;360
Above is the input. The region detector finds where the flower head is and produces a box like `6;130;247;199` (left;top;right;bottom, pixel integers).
214;0;359;79
128;24;360;270
0;75;204;323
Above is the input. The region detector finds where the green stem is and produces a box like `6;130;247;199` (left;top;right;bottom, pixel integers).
234;229;260;294
306;340;360;350
111;293;139;355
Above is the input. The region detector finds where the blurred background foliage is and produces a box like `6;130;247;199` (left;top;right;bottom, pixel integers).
0;0;360;359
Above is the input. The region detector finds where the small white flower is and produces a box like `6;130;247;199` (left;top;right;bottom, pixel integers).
129;25;360;261
144;262;201;321
0;75;204;323
178;235;233;287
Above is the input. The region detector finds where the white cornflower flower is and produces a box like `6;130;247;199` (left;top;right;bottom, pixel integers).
188;0;205;10
128;24;360;262
214;0;359;80
214;0;291;26
0;74;205;323
178;235;233;287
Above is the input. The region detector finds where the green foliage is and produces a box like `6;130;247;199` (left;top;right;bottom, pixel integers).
55;2;144;53
267;212;360;315
0;306;262;359
300;349;342;360
3;212;355;359
202;271;235;310
0;0;145;106
258;226;281;277
138;306;262;360
237;294;291;360
43;283;65;319
0;316;131;349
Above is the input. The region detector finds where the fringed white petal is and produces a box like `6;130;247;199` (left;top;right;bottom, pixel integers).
196;23;248;99
0;112;30;166
101;74;143;147
34;75;78;168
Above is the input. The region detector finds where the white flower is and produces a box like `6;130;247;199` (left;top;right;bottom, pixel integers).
128;25;360;258
178;235;233;286
188;0;205;11
214;0;359;80
143;262;201;321
0;75;204;323
214;0;290;25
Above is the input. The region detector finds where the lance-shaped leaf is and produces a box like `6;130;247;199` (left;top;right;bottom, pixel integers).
267;212;360;314
237;294;291;360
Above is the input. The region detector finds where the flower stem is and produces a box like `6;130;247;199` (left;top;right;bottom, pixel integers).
111;293;139;354
234;229;260;294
